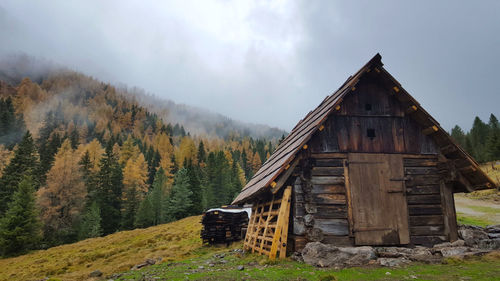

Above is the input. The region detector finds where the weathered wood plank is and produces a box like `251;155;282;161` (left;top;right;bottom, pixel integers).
404;158;438;167
408;205;442;215
312;193;346;204
410;225;444;236
407;194;442;205
405;175;441;186
310;185;345;194
314;204;348;219
311;176;345;185
405;167;439;175
322;235;354;246
409;215;444;226
314;158;345;167
410;235;446;246
440;181;458;242
311;167;344;176
313;219;349;236
406;185;440;195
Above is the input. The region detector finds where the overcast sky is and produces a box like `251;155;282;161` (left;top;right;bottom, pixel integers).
1;1;499;131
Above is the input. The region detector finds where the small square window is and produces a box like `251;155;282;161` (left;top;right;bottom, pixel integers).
365;103;372;111
367;128;375;138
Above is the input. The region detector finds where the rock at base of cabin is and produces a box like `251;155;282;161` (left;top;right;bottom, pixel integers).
458;225;489;246
437;246;470;257
291;251;304;263
485;224;500;233
433;239;465;248
476;238;500;250
377;257;410;267
301;242;376;267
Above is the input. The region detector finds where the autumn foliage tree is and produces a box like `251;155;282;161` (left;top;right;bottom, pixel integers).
37;139;86;244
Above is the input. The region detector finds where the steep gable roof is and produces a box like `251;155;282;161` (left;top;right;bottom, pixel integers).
233;54;496;204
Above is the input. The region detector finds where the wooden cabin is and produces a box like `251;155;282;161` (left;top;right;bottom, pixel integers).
232;54;496;260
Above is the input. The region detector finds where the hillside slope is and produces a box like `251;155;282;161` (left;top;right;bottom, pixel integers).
0;216;204;281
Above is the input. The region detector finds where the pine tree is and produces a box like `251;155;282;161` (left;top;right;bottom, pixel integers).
121;187;139;230
134;196;154;228
197;141;206;165
95;143;123;235
469;116;489;162
0;176;41;257
0;131;38;215
78;201;102;240
167;168;193;220
450;125;466;148
151;167;170;224
486;114;500;161
185;160;202;215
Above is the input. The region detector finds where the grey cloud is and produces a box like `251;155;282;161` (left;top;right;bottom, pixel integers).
0;0;498;131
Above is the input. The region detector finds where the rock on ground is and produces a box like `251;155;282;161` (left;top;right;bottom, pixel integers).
301;242;376;267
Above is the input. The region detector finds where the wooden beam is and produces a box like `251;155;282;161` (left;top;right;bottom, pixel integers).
258;195;275;252
440;144;457;155
422;125;439;135
272;156;301;194
343;159;354;237
459;165;477;174
405;105;418;114
269;186;292;260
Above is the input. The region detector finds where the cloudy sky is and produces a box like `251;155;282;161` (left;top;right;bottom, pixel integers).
1;1;499;131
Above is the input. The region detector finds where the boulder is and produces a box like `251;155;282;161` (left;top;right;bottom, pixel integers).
458;225;488;246
131;258;157;270
89;270;103;277
301;242;376;267
476;238;500;250
486;224;500;233
377;257;410;267
438;246;470;257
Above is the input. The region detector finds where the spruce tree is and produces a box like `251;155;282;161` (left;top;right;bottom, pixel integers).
167;168;193;220
78;201;102;240
197;141;206;164
185;160;202;215
121;187;139;230
135;196;154;228
0;131;38;215
0;176;41;257
95;143;123;235
151;167;169;224
451;125;466;148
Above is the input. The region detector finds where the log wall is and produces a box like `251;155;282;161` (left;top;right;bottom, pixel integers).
289;75;456;251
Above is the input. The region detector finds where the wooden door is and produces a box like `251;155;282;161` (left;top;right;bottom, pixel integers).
347;153;409;245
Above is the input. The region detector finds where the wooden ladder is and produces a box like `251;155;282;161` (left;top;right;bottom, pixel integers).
243;186;292;260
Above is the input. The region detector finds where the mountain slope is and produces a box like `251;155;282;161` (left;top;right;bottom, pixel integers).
0;216;203;281
0;54;286;140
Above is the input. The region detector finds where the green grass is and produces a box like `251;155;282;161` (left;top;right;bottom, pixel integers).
116;250;500;281
468;205;500;214
0;216;205;281
457;212;494;227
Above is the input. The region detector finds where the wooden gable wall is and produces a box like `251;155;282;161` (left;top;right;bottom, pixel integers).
309;74;438;155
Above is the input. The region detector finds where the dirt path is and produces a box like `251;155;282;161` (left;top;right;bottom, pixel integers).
455;195;500;225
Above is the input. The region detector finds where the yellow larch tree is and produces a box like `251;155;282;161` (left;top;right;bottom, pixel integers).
37;139;86;236
123;153;149;195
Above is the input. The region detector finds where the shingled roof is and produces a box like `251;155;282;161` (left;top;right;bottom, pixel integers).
233;53;496;205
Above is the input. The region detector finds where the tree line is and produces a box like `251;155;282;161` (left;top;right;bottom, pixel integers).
0;75;276;257
450;114;500;163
